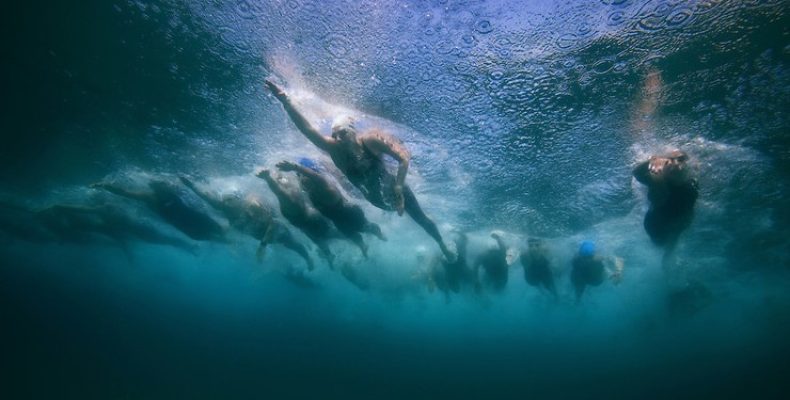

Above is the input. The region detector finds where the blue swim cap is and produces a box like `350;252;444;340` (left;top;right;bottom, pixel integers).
298;157;320;172
579;240;596;257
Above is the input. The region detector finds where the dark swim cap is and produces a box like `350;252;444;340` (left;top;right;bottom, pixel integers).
579;240;595;257
298;157;320;172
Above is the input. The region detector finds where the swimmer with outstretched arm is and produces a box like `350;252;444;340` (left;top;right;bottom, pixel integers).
179;176;315;270
277;159;385;258
264;78;455;262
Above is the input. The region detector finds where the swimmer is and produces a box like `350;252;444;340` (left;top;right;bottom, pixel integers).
92;179;227;242
633;150;698;266
179;176;315;270
276;159;385;258
421;230;475;300
570;240;624;302
264;79;455;262
36;203;196;252
520;237;557;298
473;231;511;292
256;168;336;268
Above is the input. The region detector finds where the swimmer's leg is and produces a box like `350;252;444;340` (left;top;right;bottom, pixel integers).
348;231;369;258
364;221;387;241
312;238;335;269
279;238;315;271
402;186;454;261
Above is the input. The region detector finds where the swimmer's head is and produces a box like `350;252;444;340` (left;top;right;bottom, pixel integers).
579;240;596;257
331;115;357;142
298;157;320;172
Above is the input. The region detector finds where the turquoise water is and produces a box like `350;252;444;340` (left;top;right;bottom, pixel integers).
2;1;789;398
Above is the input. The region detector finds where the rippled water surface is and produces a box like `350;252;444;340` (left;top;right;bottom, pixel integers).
2;1;789;398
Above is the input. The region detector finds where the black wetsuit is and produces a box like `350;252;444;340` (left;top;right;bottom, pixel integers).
633;161;698;248
476;246;508;292
330;143;445;250
571;254;605;300
443;233;470;293
521;249;556;295
148;182;226;241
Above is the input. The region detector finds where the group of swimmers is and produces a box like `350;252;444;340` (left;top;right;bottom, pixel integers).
0;75;699;304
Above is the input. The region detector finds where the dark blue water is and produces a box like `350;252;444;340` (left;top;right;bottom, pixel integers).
2;1;789;398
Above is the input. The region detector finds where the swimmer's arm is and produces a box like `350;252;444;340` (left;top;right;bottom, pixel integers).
179;176;224;210
491;233;507;255
256;170;288;200
361;134;411;191
277;161;337;195
632;160;652;185
264;79;335;152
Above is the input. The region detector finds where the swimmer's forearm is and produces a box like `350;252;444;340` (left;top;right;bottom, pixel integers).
396;160;409;190
272;91;329;150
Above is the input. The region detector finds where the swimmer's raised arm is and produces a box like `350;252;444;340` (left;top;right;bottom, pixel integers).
264;79;336;152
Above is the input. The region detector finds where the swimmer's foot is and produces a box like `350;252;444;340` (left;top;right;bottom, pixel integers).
440;240;457;264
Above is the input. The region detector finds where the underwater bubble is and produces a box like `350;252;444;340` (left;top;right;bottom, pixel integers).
474;19;493;34
607;10;626;25
666;8;694;28
434;40;455;55
577;22;593;36
287;0;300;10
636;15;664;32
556;33;577;49
461;34;477;47
235;0;262;19
592;59;614;74
324;33;351;59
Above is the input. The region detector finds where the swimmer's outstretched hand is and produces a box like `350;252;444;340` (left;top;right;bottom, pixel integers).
255;168;271;179
393;184;405;215
264;78;286;98
276;161;297;172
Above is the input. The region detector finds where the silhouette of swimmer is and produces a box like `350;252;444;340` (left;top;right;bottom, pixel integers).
92;179;227;242
0;200;195;252
256;168;336;268
571;241;624;302
520;237;557;298
473;231;510;292
35;204;196;252
179;176;314;270
441;231;475;294
264;79;455;262
633;150;698;262
276;159;386;258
